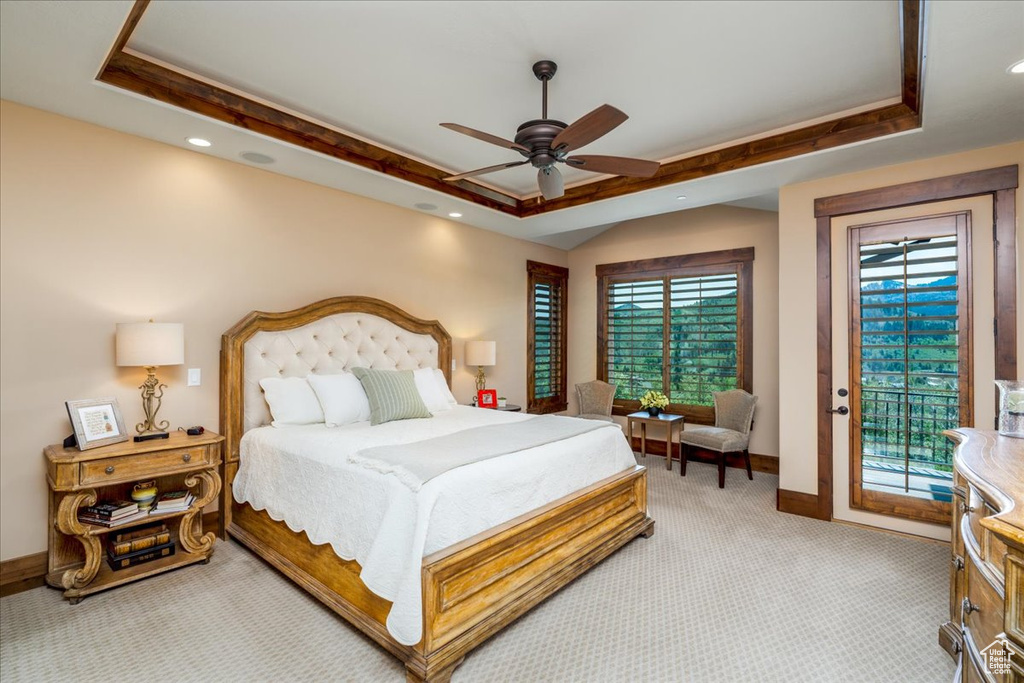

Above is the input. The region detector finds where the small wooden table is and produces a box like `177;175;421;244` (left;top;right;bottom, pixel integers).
626;411;685;470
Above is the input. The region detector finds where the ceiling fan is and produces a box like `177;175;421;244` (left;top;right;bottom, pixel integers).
440;60;660;200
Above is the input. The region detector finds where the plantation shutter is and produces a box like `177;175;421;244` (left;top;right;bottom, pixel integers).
527;261;568;413
606;279;665;398
669;273;739;406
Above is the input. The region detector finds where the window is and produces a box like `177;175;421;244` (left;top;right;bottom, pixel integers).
527;261;568;414
597;248;753;423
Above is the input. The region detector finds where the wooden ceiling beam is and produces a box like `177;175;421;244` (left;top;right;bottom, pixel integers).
97;0;926;219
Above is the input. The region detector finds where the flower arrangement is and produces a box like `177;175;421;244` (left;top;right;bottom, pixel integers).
639;390;669;410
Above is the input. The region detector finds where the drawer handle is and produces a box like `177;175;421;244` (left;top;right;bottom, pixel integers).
951;556;964;571
961;597;978;618
182;453;191;463
105;466;115;474
959;500;973;515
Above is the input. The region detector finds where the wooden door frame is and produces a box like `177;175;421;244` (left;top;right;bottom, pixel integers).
779;165;1018;521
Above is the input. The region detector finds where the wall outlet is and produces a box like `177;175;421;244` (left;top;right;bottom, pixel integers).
187;368;201;386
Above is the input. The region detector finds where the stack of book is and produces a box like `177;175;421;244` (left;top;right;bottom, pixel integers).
106;523;175;571
78;500;149;528
153;490;194;513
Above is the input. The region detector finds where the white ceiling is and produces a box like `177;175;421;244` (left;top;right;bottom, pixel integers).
1;1;1022;248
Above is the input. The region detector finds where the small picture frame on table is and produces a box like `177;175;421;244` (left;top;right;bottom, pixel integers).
477;389;498;409
65;397;129;451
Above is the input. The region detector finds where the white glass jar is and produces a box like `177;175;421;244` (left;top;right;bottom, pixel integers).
995;380;1024;439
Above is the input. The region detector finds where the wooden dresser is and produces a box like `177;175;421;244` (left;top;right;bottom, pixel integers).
940;429;1024;682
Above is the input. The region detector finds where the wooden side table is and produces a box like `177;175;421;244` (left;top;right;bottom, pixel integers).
626;412;685;470
44;431;223;603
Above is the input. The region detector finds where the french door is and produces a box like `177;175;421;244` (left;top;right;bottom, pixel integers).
841;212;972;525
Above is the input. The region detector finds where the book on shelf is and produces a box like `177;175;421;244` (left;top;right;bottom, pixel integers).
106;540;175;571
108;524;171;556
79;500;139;520
153;491;194;512
78;508;151;528
112;522;166;543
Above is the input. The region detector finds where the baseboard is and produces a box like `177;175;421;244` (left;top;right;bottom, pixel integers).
0;551;47;597
0;510;220;598
776;489;829;521
628;437;778;475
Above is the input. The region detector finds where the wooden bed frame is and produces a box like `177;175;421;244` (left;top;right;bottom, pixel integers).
219;296;654;682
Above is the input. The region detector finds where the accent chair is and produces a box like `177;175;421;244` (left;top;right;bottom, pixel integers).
575;380;617;425
679;389;758;488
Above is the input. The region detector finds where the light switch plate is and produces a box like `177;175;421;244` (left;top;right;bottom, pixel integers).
187;368;201;386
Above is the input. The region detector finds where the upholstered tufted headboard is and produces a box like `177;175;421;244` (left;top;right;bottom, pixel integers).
219;297;453;509
242;313;442;432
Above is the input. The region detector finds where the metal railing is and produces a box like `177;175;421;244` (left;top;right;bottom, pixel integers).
859;387;958;474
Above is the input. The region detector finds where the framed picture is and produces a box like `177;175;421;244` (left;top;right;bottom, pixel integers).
477;389;497;409
66;397;129;450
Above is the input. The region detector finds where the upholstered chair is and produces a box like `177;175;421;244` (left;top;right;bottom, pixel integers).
575;380;617;424
679;389;758;488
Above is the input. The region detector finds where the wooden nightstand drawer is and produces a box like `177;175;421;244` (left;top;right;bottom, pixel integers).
81;446;209;485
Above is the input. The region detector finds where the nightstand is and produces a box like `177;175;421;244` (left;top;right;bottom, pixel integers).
44;431;223;603
467;403;523;412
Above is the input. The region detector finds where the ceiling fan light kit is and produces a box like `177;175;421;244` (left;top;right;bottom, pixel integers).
441;60;660;200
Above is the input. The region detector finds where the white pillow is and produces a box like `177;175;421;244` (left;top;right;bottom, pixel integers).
414;367;451;413
433;368;458;406
259;377;324;427
307;372;372;427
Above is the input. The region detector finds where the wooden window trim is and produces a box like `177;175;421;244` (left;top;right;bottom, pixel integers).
597;248;754;424
527;261;568;414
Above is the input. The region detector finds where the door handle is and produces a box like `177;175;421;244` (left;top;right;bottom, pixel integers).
827;405;850;416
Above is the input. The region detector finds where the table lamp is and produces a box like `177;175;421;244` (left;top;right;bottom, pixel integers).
116;321;184;442
465;340;496;392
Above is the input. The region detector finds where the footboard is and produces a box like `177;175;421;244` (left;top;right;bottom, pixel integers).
408;465;653;680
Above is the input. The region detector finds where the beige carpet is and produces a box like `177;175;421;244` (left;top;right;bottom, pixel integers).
0;459;955;682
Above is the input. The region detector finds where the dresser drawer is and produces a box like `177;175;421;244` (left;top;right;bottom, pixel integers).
965;485;996;552
81;446;209;485
963;545;1005;662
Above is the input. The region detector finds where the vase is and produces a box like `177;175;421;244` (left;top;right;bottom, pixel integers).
996;380;1024;438
646;407;661;417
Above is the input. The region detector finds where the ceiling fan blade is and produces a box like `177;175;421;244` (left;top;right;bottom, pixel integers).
440;123;529;154
564;154;660;178
537;166;564;200
550;104;628;153
444;160;528;182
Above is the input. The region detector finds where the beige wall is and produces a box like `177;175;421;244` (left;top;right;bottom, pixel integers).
778;142;1024;497
0;100;567;561
566;205;781;457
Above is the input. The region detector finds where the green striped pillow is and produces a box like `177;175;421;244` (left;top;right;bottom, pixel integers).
351;367;432;426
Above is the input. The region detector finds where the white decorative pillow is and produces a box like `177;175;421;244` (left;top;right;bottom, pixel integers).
259;377;324;427
307;372;372;427
414;367;451;413
433;368;458;405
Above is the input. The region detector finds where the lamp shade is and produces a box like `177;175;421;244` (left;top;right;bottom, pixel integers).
465;340;496;367
116;322;184;367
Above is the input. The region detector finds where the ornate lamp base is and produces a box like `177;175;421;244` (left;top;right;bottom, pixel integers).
135;366;170;441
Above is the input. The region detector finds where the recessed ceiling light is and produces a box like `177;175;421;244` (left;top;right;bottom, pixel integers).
414;202;438;211
240;151;275;164
448;212;463;218
676;195;687;200
186;137;211;147
1008;59;1024;75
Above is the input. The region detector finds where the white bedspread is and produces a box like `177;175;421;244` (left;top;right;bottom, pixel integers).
232;406;636;646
